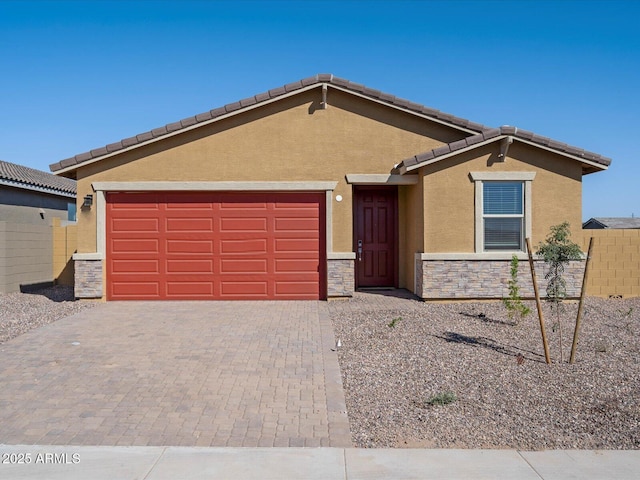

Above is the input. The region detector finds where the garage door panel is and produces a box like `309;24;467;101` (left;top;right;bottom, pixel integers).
166;282;214;297
275;259;318;273
112;259;159;273
111;239;159;254
220;217;268;232
166;259;214;273
221;239;268;254
274;217;319;231
164;195;214;209
219;201;268;210
166;240;213;254
166;217;214;232
111;218;159;233
109;192;160;207
275;282;319;296
220;259;268;273
107;191;324;300
220;281;268;297
111;282;160;297
275;238;319;252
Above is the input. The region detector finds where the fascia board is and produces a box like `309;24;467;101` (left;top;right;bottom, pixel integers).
403;137;502;173
513;137;609;172
404;136;609;174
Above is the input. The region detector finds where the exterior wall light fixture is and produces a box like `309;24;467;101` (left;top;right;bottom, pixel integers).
82;194;93;209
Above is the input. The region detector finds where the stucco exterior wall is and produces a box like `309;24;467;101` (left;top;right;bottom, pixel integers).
421;142;583;253
74;89;466;256
398;176;424;290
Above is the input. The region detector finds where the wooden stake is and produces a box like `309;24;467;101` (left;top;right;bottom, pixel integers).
526;237;551;364
570;237;594;364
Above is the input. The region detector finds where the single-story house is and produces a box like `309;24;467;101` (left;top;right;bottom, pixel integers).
583;217;640;229
0;159;76;293
50;74;611;301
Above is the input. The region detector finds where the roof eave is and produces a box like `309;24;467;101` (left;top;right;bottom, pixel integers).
52;80;487;176
399;135;609;175
52;83;325;176
0;178;76;198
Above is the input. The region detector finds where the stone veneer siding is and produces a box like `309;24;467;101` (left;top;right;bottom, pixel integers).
74;260;103;299
327;259;354;297
419;259;585;300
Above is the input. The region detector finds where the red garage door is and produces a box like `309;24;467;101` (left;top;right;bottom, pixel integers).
106;192;325;300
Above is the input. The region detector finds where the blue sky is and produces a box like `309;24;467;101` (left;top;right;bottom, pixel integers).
1;0;638;220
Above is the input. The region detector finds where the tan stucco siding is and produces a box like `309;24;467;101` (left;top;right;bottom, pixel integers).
75;88;465;254
398;177;424;289
421;142;583;253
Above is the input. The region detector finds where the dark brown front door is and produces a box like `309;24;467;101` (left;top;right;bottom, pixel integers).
354;186;398;288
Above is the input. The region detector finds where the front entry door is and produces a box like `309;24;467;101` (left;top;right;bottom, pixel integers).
354;186;398;288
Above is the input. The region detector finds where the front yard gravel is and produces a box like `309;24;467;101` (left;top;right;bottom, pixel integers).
328;292;640;450
0;286;98;344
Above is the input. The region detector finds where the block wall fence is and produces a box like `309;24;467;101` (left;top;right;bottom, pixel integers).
0;221;53;293
581;229;640;298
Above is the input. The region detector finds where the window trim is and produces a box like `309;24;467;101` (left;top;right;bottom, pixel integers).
470;172;535;253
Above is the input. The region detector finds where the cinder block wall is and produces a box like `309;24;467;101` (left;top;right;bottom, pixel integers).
52;218;77;286
582;229;640;298
0;221;53;293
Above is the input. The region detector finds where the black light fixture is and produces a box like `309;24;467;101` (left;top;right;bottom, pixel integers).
82;194;93;209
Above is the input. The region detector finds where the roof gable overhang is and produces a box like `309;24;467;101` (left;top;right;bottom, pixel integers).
0;177;76;198
50;74;490;176
394;127;610;176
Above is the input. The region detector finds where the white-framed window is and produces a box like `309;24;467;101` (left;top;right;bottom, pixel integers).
470;172;535;253
483;182;523;251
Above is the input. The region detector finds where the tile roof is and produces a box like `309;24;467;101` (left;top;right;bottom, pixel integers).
49;74;492;173
393;125;611;174
1;159;76;195
583;217;640;229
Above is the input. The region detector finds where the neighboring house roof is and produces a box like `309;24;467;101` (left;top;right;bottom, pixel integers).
583;217;640;229
0;159;76;197
49;74;611;176
393;125;611;176
49;73;492;175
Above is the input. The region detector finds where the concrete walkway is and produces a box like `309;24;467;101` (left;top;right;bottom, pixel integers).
0;301;350;447
0;446;638;479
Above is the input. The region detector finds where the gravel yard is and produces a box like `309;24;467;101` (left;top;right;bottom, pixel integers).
0;286;98;344
329;291;640;450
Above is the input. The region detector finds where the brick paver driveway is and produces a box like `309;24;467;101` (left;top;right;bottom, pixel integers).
0;301;351;447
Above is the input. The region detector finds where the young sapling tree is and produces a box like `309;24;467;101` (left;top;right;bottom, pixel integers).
536;222;583;362
503;254;531;324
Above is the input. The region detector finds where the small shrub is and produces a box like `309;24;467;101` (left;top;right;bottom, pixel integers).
502;255;531;324
388;317;402;328
425;391;457;406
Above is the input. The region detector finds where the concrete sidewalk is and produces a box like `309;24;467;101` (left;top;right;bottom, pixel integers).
1;446;638;479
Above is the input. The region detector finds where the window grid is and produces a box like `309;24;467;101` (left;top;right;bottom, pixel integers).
482;182;524;251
